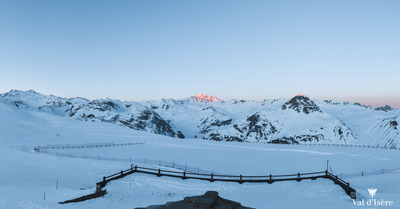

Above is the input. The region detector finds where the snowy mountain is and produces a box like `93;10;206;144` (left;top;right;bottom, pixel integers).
1;90;399;147
0;90;184;139
193;93;219;102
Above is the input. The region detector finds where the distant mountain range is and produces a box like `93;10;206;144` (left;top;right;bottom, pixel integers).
1;90;399;148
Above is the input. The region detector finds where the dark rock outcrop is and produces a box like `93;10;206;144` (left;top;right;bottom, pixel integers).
390;120;398;130
281;95;322;114
244;113;277;139
270;134;325;144
198;112;278;142
136;191;253;209
375;105;393;112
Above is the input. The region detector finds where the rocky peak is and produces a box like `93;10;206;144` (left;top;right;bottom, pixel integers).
3;89;39;97
193;93;219;102
375;105;393;112
281;95;322;114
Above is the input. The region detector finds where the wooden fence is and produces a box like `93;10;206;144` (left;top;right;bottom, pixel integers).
34;141;144;151
95;165;356;199
60;165;356;204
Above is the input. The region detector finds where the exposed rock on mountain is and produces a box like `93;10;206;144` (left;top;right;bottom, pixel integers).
375;105;394;112
371;116;399;148
234;113;278;142
270;134;324;144
281;95;322;114
333;121;356;142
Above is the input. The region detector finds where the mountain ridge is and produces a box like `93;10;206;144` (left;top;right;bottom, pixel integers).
1;90;399;147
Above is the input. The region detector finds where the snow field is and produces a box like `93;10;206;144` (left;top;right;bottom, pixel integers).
1;102;399;209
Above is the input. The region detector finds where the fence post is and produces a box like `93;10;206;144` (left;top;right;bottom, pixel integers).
134;165;137;172
103;176;106;182
326;160;329;171
183;171;186;179
297;173;300;181
347;182;350;194
325;170;328;176
240;175;243;184
157;169;161;177
335;175;338;184
211;173;214;182
121;170;123;175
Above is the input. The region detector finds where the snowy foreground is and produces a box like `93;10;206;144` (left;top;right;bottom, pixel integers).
0;102;399;209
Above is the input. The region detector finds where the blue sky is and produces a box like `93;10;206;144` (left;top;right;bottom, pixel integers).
0;0;399;106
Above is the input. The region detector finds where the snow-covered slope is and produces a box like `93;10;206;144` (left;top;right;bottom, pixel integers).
1;90;184;139
0;97;400;209
1;90;399;147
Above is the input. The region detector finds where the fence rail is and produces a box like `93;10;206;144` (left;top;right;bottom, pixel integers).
279;142;399;150
34;141;145;151
35;149;215;174
35;143;400;180
95;165;356;200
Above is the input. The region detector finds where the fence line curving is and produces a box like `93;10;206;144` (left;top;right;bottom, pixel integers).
95;165;356;200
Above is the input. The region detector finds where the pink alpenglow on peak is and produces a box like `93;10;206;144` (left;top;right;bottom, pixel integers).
193;93;219;102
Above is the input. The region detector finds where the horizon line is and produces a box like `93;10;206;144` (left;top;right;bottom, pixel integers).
1;89;399;109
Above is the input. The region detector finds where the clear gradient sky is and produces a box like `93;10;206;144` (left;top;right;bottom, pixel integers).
0;0;399;107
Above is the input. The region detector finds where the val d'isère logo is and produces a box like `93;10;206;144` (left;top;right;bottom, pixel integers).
368;188;378;198
353;188;394;207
